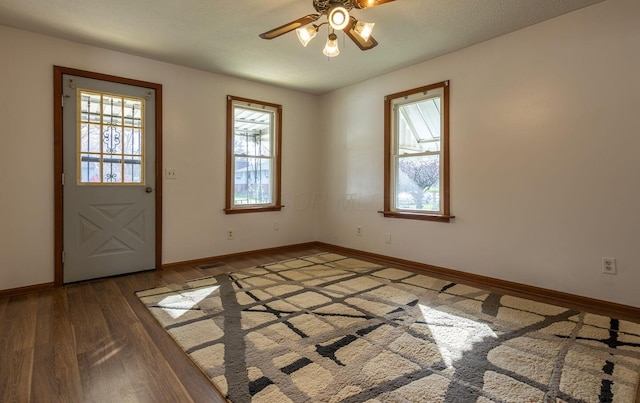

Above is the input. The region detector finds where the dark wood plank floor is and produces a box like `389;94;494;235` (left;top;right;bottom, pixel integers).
1;244;639;402
0;245;325;403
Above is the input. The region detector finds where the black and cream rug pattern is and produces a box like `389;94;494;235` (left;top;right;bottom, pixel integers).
137;253;640;402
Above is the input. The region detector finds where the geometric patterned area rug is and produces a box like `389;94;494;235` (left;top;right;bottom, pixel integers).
136;253;640;402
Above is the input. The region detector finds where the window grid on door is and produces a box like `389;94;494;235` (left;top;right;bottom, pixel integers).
76;89;145;185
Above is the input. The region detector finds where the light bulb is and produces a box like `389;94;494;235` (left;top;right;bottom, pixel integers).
328;6;349;30
323;33;340;57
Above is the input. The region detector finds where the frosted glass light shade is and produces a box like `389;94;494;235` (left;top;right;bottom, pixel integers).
323;33;340;57
296;25;317;47
354;21;375;41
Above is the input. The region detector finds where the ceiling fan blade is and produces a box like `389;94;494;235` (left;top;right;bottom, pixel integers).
344;17;378;51
259;14;320;40
352;0;396;9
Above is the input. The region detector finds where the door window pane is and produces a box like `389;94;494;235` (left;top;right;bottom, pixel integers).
80;153;100;183
80;123;101;153
102;158;123;183
77;90;145;185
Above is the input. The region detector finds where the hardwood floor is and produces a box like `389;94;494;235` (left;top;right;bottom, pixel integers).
1;244;639;402
0;245;325;403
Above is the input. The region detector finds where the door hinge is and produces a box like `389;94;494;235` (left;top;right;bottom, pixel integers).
62;251;65;263
62;173;65;186
61;94;64;108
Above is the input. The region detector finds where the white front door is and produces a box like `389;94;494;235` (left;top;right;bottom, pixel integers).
62;74;156;283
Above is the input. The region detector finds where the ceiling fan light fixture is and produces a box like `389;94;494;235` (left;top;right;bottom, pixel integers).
328;6;349;30
323;32;340;57
354;20;375;41
296;24;318;47
258;0;395;55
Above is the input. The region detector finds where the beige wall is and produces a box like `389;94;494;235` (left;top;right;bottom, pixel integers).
317;0;640;307
2;0;638;308
0;26;321;290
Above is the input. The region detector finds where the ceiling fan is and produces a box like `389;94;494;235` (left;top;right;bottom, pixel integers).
259;0;396;57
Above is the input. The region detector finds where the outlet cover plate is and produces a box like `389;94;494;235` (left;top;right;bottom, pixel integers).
602;257;617;275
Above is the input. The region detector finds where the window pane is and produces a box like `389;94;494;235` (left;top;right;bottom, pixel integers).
80;92;102;123
234;156;248;204
103;96;123;125
397;97;441;155
234;107;272;157
102;126;123;154
123;156;142;183
234;131;271;157
248;132;270;157
234;108;271;132
257;132;271;156
80;124;101;153
102;157;123;183
124;128;142;155
233;156;272;205
234;134;248;155
80;154;101;183
123;98;143;127
395;154;440;212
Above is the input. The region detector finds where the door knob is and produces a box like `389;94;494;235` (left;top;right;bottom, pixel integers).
145;187;153;193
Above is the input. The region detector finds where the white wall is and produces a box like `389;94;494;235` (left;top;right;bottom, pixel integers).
0;26;320;290
317;0;640;307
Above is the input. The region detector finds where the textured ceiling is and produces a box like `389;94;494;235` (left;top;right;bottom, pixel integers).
0;0;605;94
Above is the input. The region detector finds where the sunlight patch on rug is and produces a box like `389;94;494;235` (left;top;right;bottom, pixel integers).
136;253;640;402
161;285;220;319
419;304;497;368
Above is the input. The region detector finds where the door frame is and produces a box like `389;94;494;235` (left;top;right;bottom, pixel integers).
53;66;163;286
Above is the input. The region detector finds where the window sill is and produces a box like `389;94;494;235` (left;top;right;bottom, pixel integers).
224;205;284;214
378;210;455;222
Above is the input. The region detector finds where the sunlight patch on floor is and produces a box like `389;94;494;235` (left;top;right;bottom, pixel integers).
90;339;123;367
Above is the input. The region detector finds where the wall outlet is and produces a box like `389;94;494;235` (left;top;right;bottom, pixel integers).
602;257;616;275
227;229;234;240
385;233;391;244
165;168;177;179
273;221;279;231
356;226;362;236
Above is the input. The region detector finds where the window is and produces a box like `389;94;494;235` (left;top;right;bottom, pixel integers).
381;81;453;222
225;96;282;213
77;90;145;185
